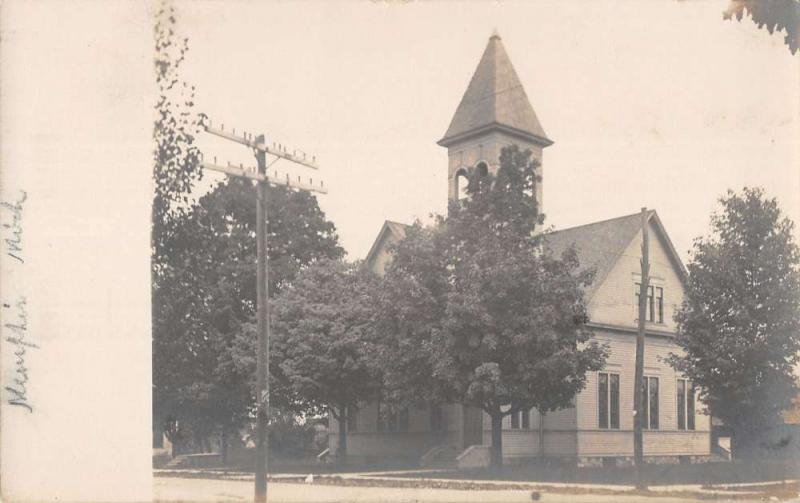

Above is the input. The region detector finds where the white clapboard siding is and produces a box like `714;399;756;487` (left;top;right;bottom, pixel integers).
578;430;711;457
588;219;683;332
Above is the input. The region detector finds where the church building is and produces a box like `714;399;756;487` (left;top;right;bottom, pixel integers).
330;33;711;466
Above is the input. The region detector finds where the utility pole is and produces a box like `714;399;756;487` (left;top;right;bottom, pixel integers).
634;207;649;490
200;121;326;502
254;134;269;502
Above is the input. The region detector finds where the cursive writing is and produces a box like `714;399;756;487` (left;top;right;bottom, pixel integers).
4;296;36;412
1;190;26;264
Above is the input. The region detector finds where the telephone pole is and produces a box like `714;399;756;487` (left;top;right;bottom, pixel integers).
254;134;269;502
200;121;326;502
634;207;649;490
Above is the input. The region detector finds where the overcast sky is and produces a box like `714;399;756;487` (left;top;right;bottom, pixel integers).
179;0;799;261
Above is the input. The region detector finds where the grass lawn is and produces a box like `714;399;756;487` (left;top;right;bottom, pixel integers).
161;454;799;488
189;455;419;475
387;459;800;487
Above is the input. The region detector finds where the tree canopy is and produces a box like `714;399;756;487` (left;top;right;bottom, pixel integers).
668;187;800;457
153;1;203;268
271;258;381;461
724;0;799;54
375;145;607;468
153;177;344;451
151;1;346;453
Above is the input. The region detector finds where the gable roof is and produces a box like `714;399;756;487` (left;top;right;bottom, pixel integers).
438;33;552;148
364;220;409;269
544;210;688;300
363;211;688;302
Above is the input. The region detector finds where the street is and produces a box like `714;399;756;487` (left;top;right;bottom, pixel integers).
153;476;780;503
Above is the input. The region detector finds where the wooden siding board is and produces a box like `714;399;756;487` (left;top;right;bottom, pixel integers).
588;220;684;331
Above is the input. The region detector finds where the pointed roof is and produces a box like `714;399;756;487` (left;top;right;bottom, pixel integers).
364;220;410;269
364;212;689;304
439;33;552;148
544;210;688;300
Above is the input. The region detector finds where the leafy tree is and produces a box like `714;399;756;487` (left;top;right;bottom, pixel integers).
150;0;345;456
152;0;204;267
152;0;206;451
375;145;607;469
668;187;800;458
153;178;343;455
271;258;381;463
723;0;799;54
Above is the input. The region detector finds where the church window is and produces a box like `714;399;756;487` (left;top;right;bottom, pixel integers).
598;372;620;429
656;287;664;323
510;409;530;429
677;379;695;430
471;162;490;193
635;284;663;323
455;169;470;200
640;376;659;430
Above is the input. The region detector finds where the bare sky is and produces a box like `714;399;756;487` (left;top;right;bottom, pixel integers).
181;0;799;261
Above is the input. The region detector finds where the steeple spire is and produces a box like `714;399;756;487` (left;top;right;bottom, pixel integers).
438;33;552;147
439;33;552;208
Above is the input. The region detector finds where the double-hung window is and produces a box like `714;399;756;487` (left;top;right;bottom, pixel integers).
677;379;696;430
635;284;664;323
598;372;620;429
640;376;659;430
510;409;530;429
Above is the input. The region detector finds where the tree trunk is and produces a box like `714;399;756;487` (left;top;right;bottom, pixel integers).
337;405;348;464
490;413;503;471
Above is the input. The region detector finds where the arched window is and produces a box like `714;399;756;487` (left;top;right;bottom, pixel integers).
472;162;489;193
455;168;470;200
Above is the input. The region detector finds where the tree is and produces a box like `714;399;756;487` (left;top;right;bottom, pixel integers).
152;0;204;267
723;0;799;55
667;187;800;458
152;178;344;455
152;0;206;452
271;258;381;463
375;145;607;469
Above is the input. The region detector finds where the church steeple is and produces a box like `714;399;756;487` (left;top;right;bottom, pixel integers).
439;33;552;206
439;33;551;148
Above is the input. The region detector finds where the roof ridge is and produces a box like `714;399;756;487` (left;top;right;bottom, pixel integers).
549;210;653;234
385;220;411;228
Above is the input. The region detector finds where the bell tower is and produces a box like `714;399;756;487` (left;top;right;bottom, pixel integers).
438;32;553;208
